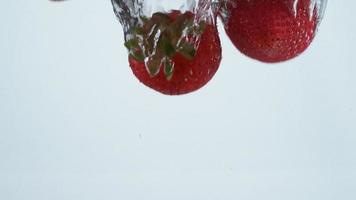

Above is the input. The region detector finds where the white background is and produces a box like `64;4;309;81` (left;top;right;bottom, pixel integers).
1;1;355;200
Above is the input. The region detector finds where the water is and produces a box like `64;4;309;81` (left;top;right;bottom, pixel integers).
111;0;218;40
111;0;218;77
310;0;328;25
218;0;328;26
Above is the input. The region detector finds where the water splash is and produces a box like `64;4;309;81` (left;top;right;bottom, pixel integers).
294;0;327;22
111;0;218;77
219;0;327;24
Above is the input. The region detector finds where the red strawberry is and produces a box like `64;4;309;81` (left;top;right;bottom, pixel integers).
125;10;222;95
221;0;318;63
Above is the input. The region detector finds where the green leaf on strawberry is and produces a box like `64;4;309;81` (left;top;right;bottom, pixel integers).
125;11;206;80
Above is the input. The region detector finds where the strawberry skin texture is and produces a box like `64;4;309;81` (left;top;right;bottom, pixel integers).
223;0;317;63
129;23;222;95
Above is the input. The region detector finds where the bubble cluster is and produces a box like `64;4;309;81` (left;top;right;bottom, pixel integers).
111;0;219;76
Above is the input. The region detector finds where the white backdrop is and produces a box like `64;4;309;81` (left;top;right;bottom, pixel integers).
1;1;355;200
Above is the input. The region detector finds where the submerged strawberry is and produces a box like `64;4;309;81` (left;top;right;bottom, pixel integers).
221;0;318;63
125;10;222;95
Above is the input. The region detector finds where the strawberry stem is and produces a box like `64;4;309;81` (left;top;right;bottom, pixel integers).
125;11;206;80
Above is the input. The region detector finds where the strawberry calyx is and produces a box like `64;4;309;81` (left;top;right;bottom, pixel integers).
124;11;206;80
